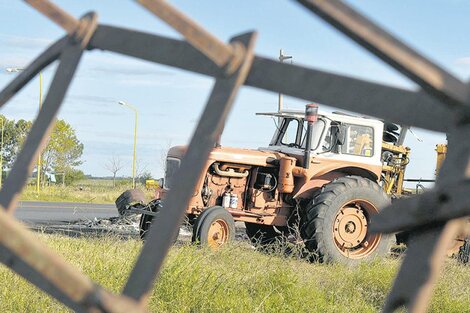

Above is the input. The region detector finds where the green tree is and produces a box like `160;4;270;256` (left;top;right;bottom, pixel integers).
0;117;83;184
0;115;32;169
41;120;84;185
55;168;86;186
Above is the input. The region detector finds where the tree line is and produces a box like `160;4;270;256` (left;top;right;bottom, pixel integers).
0;115;84;186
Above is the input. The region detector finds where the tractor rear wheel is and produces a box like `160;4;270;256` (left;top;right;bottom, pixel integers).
192;206;235;249
300;176;393;264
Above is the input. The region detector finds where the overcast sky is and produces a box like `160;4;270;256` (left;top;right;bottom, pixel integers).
0;1;469;179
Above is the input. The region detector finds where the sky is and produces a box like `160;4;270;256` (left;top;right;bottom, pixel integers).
0;0;469;180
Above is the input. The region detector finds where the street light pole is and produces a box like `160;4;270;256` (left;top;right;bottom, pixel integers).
37;72;43;193
118;101;138;189
5;67;43;193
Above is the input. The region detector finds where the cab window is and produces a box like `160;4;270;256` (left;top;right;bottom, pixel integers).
319;125;332;152
280;119;301;147
301;119;326;150
342;124;374;157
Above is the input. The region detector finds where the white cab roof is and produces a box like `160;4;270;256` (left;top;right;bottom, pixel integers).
256;110;384;128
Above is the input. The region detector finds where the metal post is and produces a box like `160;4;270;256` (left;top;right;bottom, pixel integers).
132;109;137;189
119;101;138;189
278;49;292;112
278;49;292;124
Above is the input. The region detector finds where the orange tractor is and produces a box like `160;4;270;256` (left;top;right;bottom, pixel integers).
117;104;421;264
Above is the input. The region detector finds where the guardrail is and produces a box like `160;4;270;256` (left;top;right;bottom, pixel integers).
0;1;468;312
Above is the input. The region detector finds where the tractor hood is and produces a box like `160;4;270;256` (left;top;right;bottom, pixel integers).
167;145;286;167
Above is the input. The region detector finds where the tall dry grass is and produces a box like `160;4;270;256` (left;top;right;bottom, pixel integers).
0;234;468;312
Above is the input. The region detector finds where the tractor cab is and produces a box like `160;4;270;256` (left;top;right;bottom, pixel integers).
258;108;384;169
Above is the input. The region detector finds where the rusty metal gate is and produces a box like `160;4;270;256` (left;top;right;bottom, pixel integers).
0;1;468;312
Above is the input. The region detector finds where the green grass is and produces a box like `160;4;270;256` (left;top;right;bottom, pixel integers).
19;179;155;204
0;234;468;312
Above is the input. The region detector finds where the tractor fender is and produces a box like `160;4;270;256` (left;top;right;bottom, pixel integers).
293;172;344;200
293;167;378;200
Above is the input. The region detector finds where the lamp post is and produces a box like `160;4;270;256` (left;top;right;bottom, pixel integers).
5;67;43;193
118;101;138;189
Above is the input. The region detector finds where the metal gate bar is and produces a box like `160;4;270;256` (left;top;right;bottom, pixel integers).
0;0;465;312
90;25;455;132
297;0;468;107
123;31;256;303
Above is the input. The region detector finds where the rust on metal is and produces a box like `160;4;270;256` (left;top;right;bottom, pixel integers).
24;0;80;35
136;0;244;75
0;12;97;214
0;0;467;312
332;200;382;259
297;0;468;108
89;26;456;132
207;219;230;249
122;30;257;303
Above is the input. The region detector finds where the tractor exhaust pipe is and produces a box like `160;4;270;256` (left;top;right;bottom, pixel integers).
304;103;318;169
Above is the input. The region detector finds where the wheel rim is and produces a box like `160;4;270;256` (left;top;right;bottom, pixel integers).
332;199;381;259
207;218;230;249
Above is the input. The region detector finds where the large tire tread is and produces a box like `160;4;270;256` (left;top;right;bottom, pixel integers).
300;175;392;264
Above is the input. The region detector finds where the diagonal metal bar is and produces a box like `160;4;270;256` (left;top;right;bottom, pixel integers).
381;221;464;313
0;36;67;108
0;41;83;213
0;208;147;313
296;0;469;108
374;127;470;312
371;182;470;233
136;0;241;73
0;208;93;312
90;25;455;133
89;25;222;77
0;244;82;311
246;58;455;132
0;2;466;312
0;40;94;312
24;0;79;35
122;31;257;303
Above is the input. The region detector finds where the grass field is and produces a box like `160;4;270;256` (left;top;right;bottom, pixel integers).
19;179;154;204
0;234;468;312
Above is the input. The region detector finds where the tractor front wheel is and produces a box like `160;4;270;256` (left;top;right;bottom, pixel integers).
192;206;235;249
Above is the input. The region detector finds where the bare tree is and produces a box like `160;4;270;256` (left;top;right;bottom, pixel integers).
104;156;125;187
136;158;152;184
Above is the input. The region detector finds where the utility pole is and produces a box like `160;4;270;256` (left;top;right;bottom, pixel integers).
278;49;292;124
118;101;138;189
37;72;43;193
